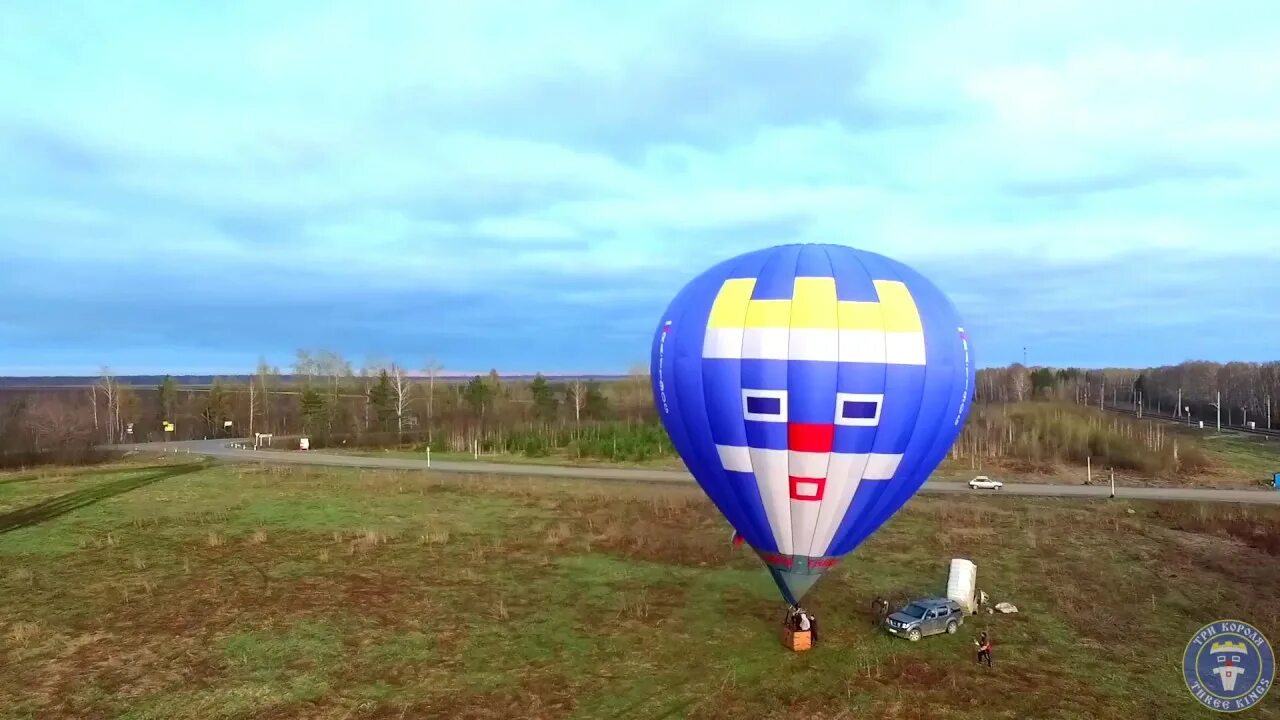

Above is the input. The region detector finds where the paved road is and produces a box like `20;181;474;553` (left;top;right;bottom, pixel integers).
112;438;1280;506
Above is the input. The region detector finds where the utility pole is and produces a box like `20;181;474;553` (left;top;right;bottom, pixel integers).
1023;347;1027;366
1210;391;1222;433
1110;467;1115;499
1176;388;1182;418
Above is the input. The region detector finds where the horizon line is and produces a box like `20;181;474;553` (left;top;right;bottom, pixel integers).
0;361;1191;380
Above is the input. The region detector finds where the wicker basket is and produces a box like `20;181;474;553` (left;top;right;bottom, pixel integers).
782;628;813;652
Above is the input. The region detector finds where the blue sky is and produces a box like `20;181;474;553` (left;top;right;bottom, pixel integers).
2;1;1278;376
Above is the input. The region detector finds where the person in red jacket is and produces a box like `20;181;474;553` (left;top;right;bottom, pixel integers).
975;631;993;667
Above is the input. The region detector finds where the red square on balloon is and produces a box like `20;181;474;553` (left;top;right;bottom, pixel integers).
789;476;826;501
788;423;835;453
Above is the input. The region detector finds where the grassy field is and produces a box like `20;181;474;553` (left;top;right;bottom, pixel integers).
2;461;1279;719
1198;434;1280;482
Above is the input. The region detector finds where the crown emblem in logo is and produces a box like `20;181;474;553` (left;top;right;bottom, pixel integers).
1210;641;1248;655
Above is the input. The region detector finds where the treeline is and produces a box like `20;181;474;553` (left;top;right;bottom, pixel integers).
2;351;1275;474
976;361;1280;428
0;350;658;467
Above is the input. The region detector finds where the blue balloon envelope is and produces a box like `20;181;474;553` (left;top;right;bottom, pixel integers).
650;243;974;605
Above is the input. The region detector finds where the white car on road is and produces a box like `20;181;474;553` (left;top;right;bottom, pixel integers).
968;475;1004;490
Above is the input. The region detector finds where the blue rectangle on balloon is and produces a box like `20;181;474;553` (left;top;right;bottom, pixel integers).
842;400;879;419
746;395;782;416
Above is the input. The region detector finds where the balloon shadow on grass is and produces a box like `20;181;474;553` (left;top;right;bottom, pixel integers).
0;463;187;487
0;462;210;535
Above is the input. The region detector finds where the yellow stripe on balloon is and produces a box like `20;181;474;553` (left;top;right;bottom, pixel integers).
706;278;756;328
710;276;922;334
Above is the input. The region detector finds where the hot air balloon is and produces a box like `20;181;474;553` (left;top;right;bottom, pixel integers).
650;243;974;607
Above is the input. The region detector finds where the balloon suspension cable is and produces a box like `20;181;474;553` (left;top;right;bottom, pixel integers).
769;567;800;607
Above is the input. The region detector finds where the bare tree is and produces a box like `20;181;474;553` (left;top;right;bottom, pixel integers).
315;351;351;434
97;366;119;443
620;364;651;421
255;359;274;434
1007;364;1030;403
358;362;374;431
294;349;316;384
392;363;412;437
423;358;443;443
568;379;586;432
247;374;259;438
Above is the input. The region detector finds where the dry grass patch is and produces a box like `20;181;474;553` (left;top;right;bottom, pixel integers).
6;620;41;648
542;521;572;546
419;529;450;545
1148;503;1280;555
